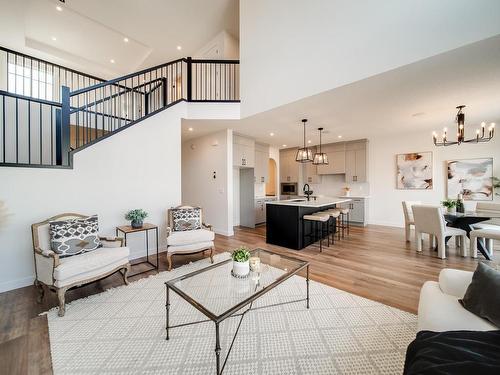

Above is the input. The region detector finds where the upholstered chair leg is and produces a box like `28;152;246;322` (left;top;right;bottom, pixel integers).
167;253;173;271
471;234;478;258
437;236;446;259
416;231;423;252
122;264;130;285
57;287;68;317
34;279;44;303
461;235;468;257
209;247;214;263
405;224;411;242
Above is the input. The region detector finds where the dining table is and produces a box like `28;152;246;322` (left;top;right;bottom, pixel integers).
444;210;500;260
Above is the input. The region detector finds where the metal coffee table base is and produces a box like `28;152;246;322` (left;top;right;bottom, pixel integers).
166;265;310;375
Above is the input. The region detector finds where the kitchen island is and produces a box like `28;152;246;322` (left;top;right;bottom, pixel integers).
266;197;352;250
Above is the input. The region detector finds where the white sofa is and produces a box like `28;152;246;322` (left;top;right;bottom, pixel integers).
418;268;497;332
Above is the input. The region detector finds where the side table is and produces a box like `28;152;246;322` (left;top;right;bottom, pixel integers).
116;223;159;277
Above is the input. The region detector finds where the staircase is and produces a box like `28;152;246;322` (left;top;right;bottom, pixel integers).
0;47;240;168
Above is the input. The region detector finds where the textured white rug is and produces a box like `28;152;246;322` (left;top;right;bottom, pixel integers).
45;253;417;374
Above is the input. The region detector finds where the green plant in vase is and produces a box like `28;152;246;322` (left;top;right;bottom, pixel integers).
125;209;148;229
231;246;251;278
442;199;457;213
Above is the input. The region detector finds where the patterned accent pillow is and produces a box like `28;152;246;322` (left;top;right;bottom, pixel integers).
172;208;201;231
49;215;101;257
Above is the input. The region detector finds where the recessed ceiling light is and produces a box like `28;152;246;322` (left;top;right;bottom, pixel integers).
282;144;287;147
56;5;63;11
307;140;311;144
51;36;57;41
188;127;193;131
123;37;129;43
110;59;115;64
270;132;274;136
338;135;342;139
177;46;182;50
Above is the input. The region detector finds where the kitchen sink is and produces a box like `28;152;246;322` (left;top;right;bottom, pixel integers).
288;199;306;202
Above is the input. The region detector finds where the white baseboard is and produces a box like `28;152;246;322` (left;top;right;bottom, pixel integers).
367;220;404;228
214;229;234;237
0;276;34;293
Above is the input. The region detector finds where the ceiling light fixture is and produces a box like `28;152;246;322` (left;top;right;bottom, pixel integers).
282;144;287;147
56;5;63;11
110;59;115;64
51;36;57;41
188;127;193;131
123;37;129;43
313;127;329;165
433;105;495;146
270;132;274;136
295;119;313;163
177;46;182;50
338;135;342;139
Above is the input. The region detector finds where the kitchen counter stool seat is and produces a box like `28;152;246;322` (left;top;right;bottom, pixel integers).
303;214;330;252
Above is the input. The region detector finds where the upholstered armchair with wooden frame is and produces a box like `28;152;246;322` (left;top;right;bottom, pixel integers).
166;205;215;271
32;213;131;317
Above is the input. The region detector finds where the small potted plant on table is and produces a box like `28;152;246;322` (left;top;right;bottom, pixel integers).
441;199;457;214
125;209;148;229
231;246;251;278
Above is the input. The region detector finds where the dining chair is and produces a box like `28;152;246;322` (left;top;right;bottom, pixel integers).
402;201;421;242
412;205;468;259
470;228;500;259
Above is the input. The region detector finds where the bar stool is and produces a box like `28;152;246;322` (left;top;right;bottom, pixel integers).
303;214;330;252
312;212;333;246
330;207;350;238
323;209;341;243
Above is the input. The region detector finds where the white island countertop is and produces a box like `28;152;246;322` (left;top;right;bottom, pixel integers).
266;197;351;208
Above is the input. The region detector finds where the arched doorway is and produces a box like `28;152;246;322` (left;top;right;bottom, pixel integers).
266;158;277;196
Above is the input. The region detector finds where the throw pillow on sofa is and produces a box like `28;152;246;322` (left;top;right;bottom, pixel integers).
171;207;202;231
459;262;500;327
49;215;101;257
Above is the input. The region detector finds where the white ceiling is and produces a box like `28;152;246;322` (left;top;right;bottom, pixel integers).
0;0;239;78
183;34;500;148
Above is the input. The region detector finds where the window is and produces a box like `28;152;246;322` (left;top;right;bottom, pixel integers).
8;62;53;100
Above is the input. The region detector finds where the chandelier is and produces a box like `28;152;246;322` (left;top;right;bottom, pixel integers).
313;127;329;165
433;105;495;146
296;119;313;162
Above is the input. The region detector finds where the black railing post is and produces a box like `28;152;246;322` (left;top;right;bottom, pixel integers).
56;86;71;166
144;93;149;115
161;77;168;107
186;57;192;101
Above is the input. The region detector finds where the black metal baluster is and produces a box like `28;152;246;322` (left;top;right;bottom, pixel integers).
39;103;42;164
50;104;54;165
15;98;18;163
28;99;31;164
2;95;5;163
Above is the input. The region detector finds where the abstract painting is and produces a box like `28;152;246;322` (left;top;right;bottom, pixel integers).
447;158;493;201
396;152;433;189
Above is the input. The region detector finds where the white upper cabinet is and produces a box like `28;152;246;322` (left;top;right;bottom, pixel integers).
317;143;346;175
279;148;299;183
303;146;321;183
345;140;367;183
233;135;255;168
254;143;269;183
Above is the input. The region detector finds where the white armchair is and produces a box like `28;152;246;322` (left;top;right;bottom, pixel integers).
402;201;421;242
32;213;131;316
166;206;215;270
412;205;467;259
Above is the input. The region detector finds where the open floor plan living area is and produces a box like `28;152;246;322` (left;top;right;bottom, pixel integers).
1;1;500;374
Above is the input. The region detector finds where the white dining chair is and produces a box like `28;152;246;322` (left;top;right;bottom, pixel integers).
412;205;468;259
402;201;421;242
470;228;500;259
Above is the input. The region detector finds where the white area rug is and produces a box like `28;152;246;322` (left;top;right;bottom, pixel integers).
45;253;417;374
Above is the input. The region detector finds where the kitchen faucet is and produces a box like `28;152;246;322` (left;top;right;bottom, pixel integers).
303;184;313;201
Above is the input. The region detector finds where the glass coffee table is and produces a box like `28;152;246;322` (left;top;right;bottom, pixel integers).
165;248;310;374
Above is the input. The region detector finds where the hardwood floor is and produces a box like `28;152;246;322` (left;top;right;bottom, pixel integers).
0;224;494;374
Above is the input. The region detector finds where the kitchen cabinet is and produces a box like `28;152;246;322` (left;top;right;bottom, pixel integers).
317;143;346;175
341;197;368;226
345;140;367;183
279;148;300;183
254;143;269;183
233;135;255;168
255;197;277;224
303;146;321;183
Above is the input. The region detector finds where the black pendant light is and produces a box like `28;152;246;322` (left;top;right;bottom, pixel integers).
433;105;495;146
295;119;313;163
313;127;329;165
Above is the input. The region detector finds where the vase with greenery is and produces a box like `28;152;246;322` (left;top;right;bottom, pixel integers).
231;246;251;278
125;209;148;229
493;177;500;196
442;199;457;213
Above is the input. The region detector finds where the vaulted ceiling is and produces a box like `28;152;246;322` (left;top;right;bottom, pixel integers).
0;0;239;78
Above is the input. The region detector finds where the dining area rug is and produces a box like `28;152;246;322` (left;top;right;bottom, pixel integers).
43;253;417;374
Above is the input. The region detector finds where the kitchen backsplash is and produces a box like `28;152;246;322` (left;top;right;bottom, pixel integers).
309;174;370;197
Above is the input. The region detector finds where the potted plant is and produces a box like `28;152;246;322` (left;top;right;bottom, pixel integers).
441;199;457;213
125;209;148;229
231;246;251;278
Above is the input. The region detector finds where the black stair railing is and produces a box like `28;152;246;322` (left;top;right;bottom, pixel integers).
1;55;239;168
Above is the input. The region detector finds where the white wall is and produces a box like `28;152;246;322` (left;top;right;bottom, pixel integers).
0;103;186;292
194;30;239;60
368;131;500;227
240;0;500;117
182;129;234;236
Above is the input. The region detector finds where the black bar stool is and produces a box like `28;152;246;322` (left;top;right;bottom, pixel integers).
322;209;340;243
303;213;330;252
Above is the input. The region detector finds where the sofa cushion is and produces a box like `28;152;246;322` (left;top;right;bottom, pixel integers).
54;246;129;281
171;207;202;231
417;281;497;332
49;215;101;257
167;241;214;254
460;262;500;327
167;229;214;246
